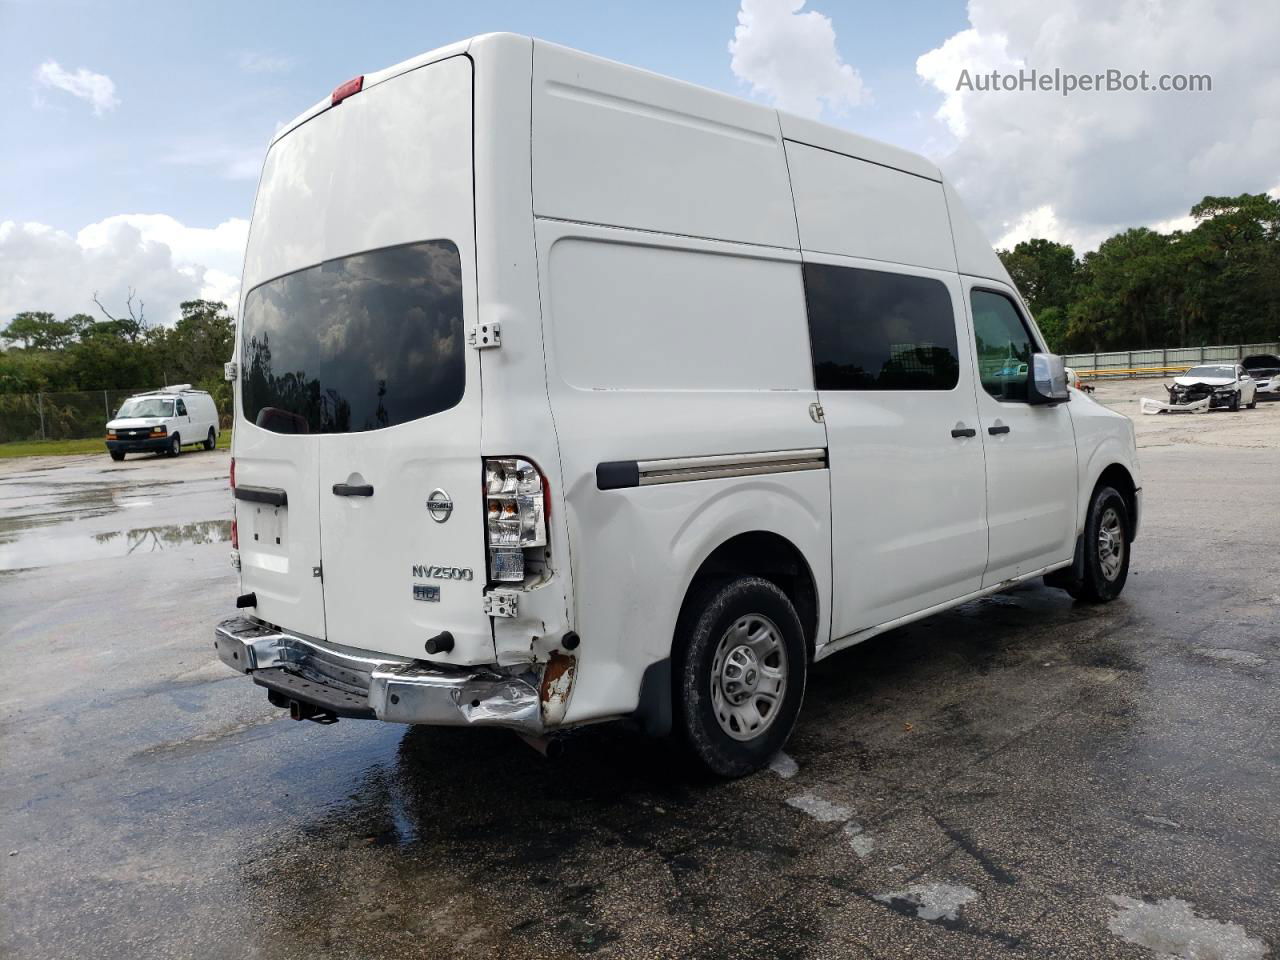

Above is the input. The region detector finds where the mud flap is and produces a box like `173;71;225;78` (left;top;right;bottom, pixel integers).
631;658;672;737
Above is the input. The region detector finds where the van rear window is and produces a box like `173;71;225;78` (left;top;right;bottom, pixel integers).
240;240;465;434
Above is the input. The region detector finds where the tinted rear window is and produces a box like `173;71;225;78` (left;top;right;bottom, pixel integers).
802;263;959;391
241;240;464;434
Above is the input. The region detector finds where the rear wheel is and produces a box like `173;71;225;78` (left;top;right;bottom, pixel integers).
109;450;125;462
204;428;216;450
169;434;182;457
1064;486;1131;603
675;577;807;777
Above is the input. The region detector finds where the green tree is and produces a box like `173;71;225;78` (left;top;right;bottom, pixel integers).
998;239;1079;317
1;311;80;350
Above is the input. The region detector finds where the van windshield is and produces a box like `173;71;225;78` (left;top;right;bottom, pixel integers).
117;398;174;418
240;240;465;434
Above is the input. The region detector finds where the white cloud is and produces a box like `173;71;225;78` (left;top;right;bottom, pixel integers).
34;60;119;115
729;0;867;118
0;215;248;325
916;0;1280;252
237;51;297;75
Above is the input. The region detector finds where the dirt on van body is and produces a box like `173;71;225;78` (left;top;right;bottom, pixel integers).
2;381;1278;959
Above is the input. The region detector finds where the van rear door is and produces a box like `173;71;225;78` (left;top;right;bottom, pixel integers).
236;55;491;662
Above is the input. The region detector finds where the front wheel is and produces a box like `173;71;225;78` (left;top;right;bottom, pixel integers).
204;428;216;450
1246;394;1257;409
169;434;182;457
1229;391;1240;412
675;577;807;777
1065;486;1131;603
109;450;125;462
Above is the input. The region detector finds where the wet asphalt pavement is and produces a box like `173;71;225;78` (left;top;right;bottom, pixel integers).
1;401;1278;959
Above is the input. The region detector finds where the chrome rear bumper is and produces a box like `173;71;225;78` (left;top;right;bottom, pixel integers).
213;616;545;734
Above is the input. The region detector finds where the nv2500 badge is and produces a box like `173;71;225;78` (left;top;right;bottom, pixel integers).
411;564;474;581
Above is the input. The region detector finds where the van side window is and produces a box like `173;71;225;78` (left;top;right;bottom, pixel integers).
971;290;1037;403
802;264;959;391
176;399;187;416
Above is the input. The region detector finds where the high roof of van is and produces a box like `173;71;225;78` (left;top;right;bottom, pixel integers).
269;33;940;182
257;33;1011;290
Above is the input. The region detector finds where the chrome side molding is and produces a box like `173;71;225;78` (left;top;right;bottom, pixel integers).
597;448;827;490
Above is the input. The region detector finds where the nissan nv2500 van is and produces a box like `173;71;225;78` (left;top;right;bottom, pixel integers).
215;34;1141;776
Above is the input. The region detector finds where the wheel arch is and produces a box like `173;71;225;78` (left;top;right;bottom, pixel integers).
1093;462;1138;542
675;530;821;661
633;528;822;739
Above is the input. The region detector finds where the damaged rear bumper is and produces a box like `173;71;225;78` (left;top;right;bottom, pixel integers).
214;616;565;735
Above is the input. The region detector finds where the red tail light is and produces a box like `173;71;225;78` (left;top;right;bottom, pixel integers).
231;518;239;550
331;75;363;106
229;456;235;489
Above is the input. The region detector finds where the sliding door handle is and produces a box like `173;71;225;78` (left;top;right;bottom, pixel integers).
950;427;977;438
332;483;374;497
988;424;1011;435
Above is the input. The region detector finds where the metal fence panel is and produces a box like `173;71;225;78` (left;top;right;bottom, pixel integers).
1064;341;1280;377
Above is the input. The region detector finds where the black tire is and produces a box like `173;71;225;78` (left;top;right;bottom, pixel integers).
674;576;807;778
1064;486;1131;603
169;434;182;457
1229;391;1240;412
1246;395;1257;409
109;450;125;462
204;428;216;450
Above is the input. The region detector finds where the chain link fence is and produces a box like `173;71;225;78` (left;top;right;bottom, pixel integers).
0;387;232;444
1064;342;1280;377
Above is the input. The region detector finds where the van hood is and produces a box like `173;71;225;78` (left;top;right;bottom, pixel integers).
107;418;165;429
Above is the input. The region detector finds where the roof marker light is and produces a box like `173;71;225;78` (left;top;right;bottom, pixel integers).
331;75;363;106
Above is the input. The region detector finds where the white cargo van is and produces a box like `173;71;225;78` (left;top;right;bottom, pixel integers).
215;35;1141;776
106;385;220;461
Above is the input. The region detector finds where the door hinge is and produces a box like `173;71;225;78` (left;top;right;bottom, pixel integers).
483;590;518;618
809;401;825;423
467;322;501;350
312;565;323;581
224;360;238;381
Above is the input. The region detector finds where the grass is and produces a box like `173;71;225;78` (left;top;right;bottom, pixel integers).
0;432;232;459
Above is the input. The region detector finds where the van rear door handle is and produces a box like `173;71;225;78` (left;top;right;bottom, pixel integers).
988;424;1011;435
950;427;977;438
332;483;374;497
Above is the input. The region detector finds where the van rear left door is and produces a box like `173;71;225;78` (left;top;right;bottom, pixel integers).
235;55;489;659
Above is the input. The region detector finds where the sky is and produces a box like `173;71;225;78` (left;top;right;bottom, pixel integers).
2;0;1278;325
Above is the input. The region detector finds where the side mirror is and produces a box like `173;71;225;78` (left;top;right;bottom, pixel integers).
1028;353;1070;404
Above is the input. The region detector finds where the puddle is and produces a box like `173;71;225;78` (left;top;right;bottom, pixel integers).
1107;895;1266;959
0;519;231;570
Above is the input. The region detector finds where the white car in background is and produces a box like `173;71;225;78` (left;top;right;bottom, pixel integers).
1241;354;1280;397
1168;364;1257;411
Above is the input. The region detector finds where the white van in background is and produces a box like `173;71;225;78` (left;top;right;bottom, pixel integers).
214;35;1141;776
106;385;220;461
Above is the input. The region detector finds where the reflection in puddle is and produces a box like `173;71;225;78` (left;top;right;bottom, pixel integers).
0;519;231;570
